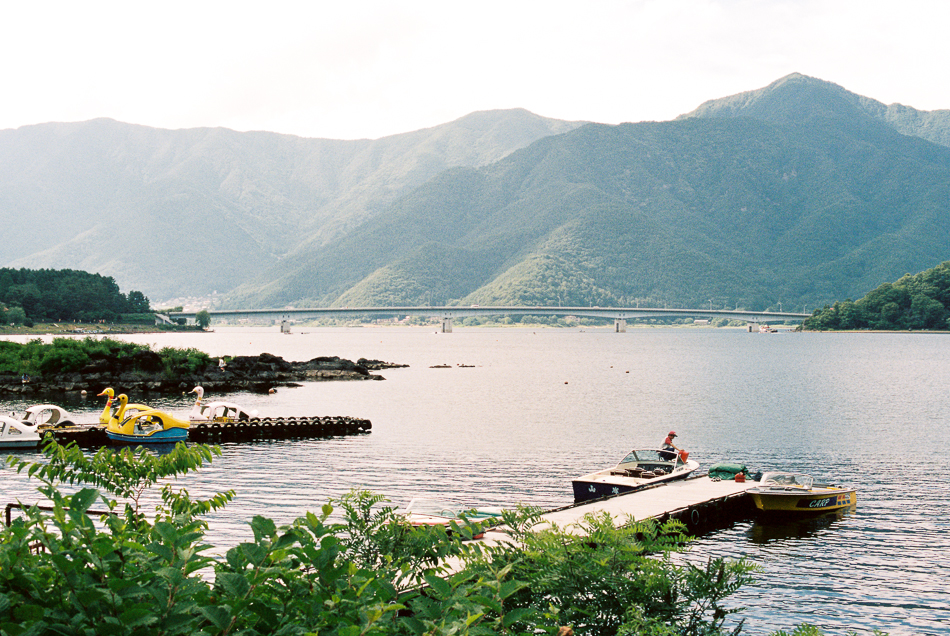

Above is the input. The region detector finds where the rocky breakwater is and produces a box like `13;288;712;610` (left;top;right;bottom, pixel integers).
1;353;408;396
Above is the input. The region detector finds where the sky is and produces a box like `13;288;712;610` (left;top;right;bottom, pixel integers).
3;0;948;140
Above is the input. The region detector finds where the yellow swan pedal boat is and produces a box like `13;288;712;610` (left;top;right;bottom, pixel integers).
748;472;856;514
105;395;189;444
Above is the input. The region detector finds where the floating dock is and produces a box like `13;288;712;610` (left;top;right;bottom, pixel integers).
436;475;759;576
540;474;758;534
44;416;372;448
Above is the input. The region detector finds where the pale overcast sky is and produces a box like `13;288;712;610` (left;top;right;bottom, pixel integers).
2;0;947;140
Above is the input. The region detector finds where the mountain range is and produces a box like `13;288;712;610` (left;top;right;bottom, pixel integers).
3;73;950;312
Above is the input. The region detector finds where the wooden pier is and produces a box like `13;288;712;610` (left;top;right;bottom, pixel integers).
44;416;372;448
436;475;759;576
540;475;758;534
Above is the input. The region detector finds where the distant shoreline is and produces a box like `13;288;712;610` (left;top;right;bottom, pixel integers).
0;322;200;336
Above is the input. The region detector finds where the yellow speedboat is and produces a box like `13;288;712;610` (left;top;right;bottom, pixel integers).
748;472;856;514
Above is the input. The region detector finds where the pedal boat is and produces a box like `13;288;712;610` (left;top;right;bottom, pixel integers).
0;415;44;449
748;472;856;514
105;395;189;444
189;386;259;424
12;404;76;429
572;448;700;503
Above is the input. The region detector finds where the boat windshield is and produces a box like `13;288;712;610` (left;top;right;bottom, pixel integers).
760;472;813;488
618;449;680;465
404;498;462;518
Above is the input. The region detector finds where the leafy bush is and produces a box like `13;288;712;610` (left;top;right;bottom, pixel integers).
158;346;212;378
0;338;209;377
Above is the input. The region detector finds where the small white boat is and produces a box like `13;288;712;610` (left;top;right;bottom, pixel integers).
572;448;700;503
400;498;504;537
0;415;44;449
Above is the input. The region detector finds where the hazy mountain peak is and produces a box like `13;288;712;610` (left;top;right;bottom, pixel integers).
678;73;873;124
679;73;950;148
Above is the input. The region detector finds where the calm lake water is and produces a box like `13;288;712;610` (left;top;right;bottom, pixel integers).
2;326;948;635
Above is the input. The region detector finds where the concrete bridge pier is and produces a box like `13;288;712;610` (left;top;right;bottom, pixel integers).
441;317;454;333
614;318;627;333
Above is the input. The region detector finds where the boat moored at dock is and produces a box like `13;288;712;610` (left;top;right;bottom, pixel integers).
572;448;700;503
105;408;190;444
747;472;856;514
0;416;43;449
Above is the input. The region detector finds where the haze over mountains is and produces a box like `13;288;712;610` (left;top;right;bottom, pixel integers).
3;73;949;312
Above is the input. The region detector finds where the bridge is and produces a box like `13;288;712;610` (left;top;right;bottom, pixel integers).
168;306;809;333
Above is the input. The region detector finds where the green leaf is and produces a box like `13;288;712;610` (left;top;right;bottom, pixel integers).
67;487;99;514
198;606;233;630
401;616;427;634
470;594;502;614
249;515;277;540
423;574;452;599
503;607;535;627
120;608;158;628
217;572;251;598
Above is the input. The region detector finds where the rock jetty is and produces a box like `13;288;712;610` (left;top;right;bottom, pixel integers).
1;353;408;396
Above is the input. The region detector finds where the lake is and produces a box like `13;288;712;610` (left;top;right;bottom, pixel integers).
2;326;948;635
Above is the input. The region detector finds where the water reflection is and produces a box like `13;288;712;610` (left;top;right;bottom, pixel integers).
748;507;855;544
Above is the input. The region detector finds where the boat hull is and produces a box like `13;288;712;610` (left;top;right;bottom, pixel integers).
749;488;856;513
0;438;42;449
572;467;697;503
106;428;188;444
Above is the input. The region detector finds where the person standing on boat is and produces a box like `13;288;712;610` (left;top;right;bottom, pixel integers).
661;431;681;460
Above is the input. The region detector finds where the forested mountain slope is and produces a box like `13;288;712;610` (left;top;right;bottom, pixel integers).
4;74;950;312
0;110;583;300
227;76;950;311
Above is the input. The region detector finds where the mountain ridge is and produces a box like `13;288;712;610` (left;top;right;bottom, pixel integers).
3;74;950;312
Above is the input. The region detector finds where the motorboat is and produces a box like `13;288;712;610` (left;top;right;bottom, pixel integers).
748;472;856;514
0;415;44;449
189;386;259;424
105;394;189;444
572;448;700;503
399;498;504;537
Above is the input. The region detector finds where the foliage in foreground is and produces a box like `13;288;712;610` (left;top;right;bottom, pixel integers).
0;440;867;635
804;260;950;331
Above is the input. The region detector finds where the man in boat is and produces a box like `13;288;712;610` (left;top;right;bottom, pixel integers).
660;431;681;460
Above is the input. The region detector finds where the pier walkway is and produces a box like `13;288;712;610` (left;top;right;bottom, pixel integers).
539;475;758;534
470;475;757;552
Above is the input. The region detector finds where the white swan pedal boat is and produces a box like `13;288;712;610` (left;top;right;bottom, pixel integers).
189;386;259;424
0;415;44;449
572;448;700;503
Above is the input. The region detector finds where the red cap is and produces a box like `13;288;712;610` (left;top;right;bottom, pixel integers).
668;431;677;436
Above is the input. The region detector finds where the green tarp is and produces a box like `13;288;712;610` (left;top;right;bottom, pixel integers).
708;463;748;479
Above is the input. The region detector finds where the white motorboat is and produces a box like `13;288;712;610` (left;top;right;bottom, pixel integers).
0;415;44;449
399;498;505;538
572;448;700;503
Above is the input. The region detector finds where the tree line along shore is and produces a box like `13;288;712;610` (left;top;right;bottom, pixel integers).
0;337;406;395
